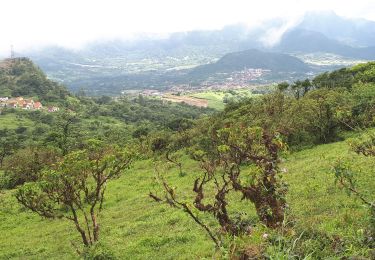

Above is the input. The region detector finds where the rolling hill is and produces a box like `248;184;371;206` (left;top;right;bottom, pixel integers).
0;58;70;102
190;49;311;78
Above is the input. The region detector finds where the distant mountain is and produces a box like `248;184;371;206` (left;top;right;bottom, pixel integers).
190;49;311;78
16;11;375;94
296;10;375;47
276;29;375;60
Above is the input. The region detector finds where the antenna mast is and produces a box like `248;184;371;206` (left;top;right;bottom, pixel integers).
10;45;15;59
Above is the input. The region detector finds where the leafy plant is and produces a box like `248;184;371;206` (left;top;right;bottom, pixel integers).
151;125;288;247
15;141;135;252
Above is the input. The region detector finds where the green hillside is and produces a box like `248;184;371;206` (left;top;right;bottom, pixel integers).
0;135;373;259
0;58;70;102
190;49;311;79
0;60;374;259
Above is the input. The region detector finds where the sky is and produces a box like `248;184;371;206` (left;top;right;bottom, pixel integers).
0;0;375;54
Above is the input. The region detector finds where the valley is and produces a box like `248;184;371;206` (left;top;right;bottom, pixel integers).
0;6;375;260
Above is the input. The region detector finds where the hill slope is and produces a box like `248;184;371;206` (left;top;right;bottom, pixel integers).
190;49;311;78
0;136;373;258
0;58;70;102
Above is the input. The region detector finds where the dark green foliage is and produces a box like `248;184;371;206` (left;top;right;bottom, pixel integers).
0;58;70;102
167;118;194;132
150;133;170;153
97;97;211;127
2;146;59;188
43;112;83;155
216;63;375;147
311;62;375;90
132;126;150;139
0;128;22;167
277;82;289;92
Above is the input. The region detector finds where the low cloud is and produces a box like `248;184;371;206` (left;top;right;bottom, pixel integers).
259;17;302;47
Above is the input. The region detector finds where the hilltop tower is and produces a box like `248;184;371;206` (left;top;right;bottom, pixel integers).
10;45;15;59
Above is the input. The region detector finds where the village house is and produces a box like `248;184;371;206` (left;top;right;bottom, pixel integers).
0;96;53;111
34;102;42;110
7;101;18;108
20;98;32;110
48;106;59;112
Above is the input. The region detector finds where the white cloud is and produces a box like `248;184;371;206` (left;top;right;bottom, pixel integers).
0;0;374;54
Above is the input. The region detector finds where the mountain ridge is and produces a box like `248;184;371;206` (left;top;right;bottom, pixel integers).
276;29;375;59
189;49;311;79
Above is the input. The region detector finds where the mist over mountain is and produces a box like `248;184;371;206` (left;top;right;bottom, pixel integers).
15;11;375;94
276;29;375;59
296;10;375;47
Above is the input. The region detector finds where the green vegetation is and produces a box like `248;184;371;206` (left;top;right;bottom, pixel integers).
0;113;35;130
0;136;374;258
190;49;310;79
190;91;226;109
190;90;255;110
16;141;135;248
0;58;70;102
0;59;374;258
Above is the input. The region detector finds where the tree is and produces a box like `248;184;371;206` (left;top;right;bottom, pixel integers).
0;129;19;167
132;126;150;139
167;118;194;132
16;140;135;250
301;79;312;96
277;82;289;92
211;126;288;228
151;126;287;245
44;112;82;155
305;89;351;143
3;146;59;188
291;80;303;99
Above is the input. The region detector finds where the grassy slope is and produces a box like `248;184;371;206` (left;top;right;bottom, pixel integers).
189;90;255;110
0;138;374;259
0;113;35;130
189;92;226;110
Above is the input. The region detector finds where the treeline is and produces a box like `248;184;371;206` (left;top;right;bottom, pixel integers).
218;62;375;147
146;62;375;157
0;94;212;188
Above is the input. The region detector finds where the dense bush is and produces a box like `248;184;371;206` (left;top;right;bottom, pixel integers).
2;147;59;188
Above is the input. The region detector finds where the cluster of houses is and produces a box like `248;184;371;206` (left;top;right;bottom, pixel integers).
0;97;60;112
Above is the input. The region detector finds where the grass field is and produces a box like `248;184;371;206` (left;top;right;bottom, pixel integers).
0;113;35;130
0;135;374;259
189;91;227;110
189;90;255;110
